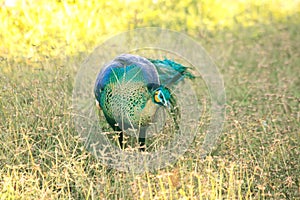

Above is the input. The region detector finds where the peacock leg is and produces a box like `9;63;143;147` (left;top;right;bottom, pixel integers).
138;137;145;151
138;128;147;151
118;131;124;149
113;125;125;149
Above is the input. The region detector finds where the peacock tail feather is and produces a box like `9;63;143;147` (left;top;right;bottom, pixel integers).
148;58;195;86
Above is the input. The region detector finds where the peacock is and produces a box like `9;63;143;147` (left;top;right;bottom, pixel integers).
94;54;194;150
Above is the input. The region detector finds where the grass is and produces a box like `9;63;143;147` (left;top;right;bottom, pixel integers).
1;1;300;199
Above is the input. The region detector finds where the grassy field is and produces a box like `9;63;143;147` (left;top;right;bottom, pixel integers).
0;0;299;199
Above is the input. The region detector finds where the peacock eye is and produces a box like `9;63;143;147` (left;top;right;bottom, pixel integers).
159;93;164;99
154;91;160;103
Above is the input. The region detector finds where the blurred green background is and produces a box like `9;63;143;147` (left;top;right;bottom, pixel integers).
1;0;299;59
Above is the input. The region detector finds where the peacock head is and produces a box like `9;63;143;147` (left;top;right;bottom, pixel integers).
152;86;172;109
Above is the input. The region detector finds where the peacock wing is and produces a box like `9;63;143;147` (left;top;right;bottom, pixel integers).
94;54;162;131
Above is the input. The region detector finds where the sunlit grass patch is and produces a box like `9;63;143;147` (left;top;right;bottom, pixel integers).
1;0;299;59
0;0;299;199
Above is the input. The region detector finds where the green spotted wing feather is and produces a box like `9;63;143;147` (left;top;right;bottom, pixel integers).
94;54;161;131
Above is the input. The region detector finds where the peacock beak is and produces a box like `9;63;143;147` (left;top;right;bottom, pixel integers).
165;101;171;110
